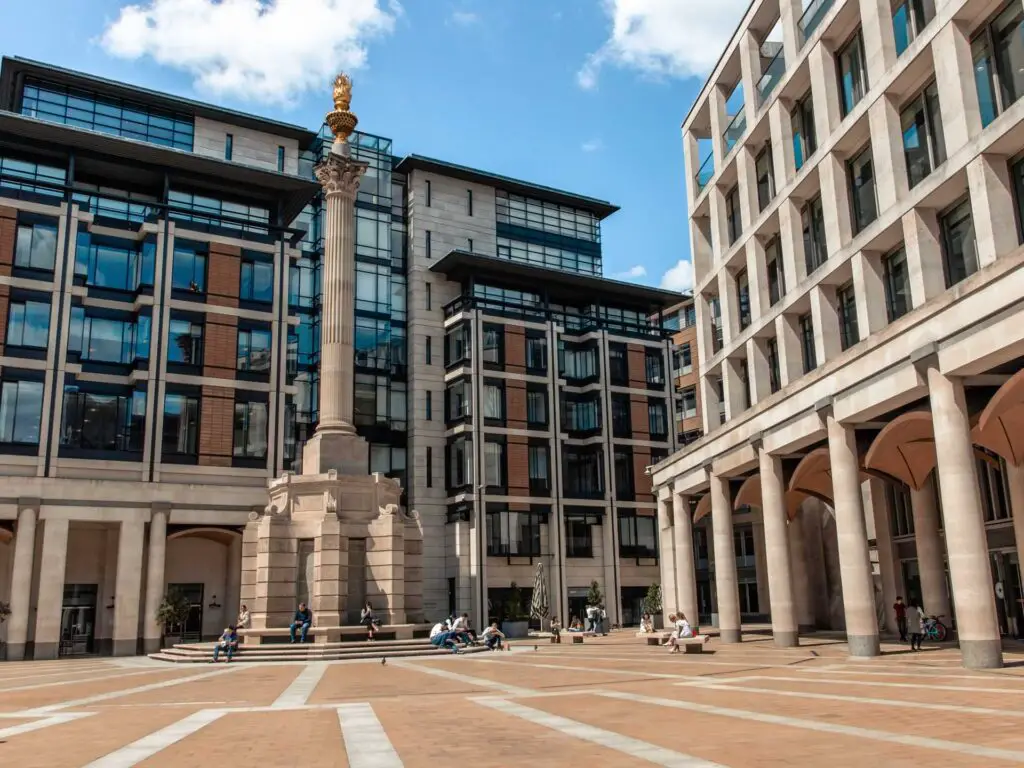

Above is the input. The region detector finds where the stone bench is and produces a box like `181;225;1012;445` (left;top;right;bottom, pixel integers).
239;624;431;645
645;633;707;653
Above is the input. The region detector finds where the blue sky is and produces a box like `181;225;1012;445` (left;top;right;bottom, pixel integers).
0;0;751;291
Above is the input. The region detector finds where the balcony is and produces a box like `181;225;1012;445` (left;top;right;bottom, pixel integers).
695;154;715;194
756;47;786;107
799;0;834;46
723;111;747;154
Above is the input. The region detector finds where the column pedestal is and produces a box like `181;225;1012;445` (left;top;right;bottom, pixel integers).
760;449;799;647
710;474;741;643
143;506;168;654
6;504;38;661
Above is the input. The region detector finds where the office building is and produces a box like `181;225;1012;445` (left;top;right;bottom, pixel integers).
655;0;1024;667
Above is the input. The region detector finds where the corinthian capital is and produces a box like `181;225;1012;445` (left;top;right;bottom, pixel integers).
315;153;368;198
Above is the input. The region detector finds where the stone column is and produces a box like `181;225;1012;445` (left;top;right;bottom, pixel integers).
143;505;168;654
789;511;815;632
1007;464;1024;616
303;144;368;477
33;518;69;660
826;415;880;656
868;478;901;634
760;449;799;646
752;519;771;616
113;520;145;656
673;492;700;624
710;474;742;642
657;492;678;626
927;368;1002;668
6;502;38;661
910;475;951;620
226;534;242;627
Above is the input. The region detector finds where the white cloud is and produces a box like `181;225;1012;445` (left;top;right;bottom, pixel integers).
579;0;749;89
659;259;694;292
100;0;397;105
449;10;480;25
613;265;647;280
581;138;603;153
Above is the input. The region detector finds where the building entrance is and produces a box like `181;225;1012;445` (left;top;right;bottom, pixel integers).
59;584;97;657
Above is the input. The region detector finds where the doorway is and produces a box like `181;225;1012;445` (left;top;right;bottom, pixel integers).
347;539;366;625
168;583;204;641
59;584;97;657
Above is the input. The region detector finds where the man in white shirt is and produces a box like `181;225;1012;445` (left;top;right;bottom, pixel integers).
450;612;476;644
480;622;506;650
585;604;597;633
430;620;459;653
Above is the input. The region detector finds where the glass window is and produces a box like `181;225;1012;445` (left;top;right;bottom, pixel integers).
755;146;775;211
675;342;693;375
848;145;878;234
495;190;600;243
162;392;199;456
233;401;268;459
561;392;602;434
799;313;817;373
446;379;471;422
565;515;595;558
484;440;505;487
447;436;473;490
608;342;627;385
75;234;155;291
767;338;781;393
883;247;912;321
648;399;668;437
737;269;751;329
766;237;785;306
526;332;547;372
277;146;285;172
445;324;471;367
725;185;741;245
611;393;631;436
240;257;274;303
619;514;658;559
225;133;233;160
892;0;935;56
171;246;207;293
529;444;549;492
838;31;868;117
60;388;145;453
837;282;859;350
14;221;57;271
680;386;698;418
792;94;817;171
562;446;604;498
237;328;272;372
486;507;543;557
802;196;828;274
940;199;978;288
167;318;203;365
0;380;43;444
901;83;946;188
6;299;50;348
482;324;503;365
645;350;665;385
527;386;547;426
614;449;635;501
972;3;1024;127
710;296;723;354
483;381;505;421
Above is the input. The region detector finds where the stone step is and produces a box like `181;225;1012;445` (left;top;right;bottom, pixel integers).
149;644;490;663
172;638;436;651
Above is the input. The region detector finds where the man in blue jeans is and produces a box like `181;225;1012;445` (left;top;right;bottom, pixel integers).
290;603;312;643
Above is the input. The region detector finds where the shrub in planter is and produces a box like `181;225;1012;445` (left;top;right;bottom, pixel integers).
156;590;191;646
642;583;663;629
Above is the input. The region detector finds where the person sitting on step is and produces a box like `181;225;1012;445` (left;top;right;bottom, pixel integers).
290;603;312;644
213;626;239;663
429;619;461;653
481;622;506;651
361;602;380;641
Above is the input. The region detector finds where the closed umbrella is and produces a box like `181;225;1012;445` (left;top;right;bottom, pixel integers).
529;562;549;630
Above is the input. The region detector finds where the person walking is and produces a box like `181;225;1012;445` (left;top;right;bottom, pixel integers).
893;596;908;643
907;599;924;651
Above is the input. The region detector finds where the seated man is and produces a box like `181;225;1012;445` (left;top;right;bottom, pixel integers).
550;616;562;643
290;602;313;644
429;619;460;653
213;626;239;663
450;613;476;644
480;622;506;651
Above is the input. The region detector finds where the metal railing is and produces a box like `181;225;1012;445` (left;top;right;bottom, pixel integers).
799;0;834;47
756;48;786;107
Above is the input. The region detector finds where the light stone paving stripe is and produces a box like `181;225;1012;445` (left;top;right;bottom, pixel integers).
684;680;1024;718
0;667;177;693
531;652;793;670
0;664;116;682
271;662;329;708
19;666;240;715
80;709;226;768
336;703;403;768
0;713;93;740
748;674;1024;694
470;657;713;682
475;697;725;767
601;690;1024;763
799;666;1013;680
390;659;534;696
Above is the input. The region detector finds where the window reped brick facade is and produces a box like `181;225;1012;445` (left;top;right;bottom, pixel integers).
505;325;526;373
632;446;654;503
630;395;650;439
207;242;241;308
203;313;238;380
507;435;530;494
0;206;16;276
199;384;235;466
506;379;527;428
626;344;647;387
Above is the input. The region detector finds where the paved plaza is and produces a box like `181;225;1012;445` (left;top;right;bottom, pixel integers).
2;634;1024;767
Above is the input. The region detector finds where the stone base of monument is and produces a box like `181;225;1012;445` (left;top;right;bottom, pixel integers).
241;467;425;632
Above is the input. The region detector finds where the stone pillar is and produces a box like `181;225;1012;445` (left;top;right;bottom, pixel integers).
367;510;407;624
760;449;799;646
143;505;168;654
113;520;145;656
927;368;1003;668
303;145;369;477
673;492;699;624
868;478;901;634
910;475;951;620
6;502;38;661
253;514;298;629
789;511;815;632
313;515;347;627
752;519;771;617
710;474;742;642
1008;465;1024;613
226;534;242;627
657;493;678;625
33;518;69;660
826;415;880;656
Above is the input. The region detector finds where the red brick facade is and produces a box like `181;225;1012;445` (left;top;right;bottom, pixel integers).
198;384;235;467
505;326;526;373
0;206;17;277
207;243;241;308
203;313;238;380
626;344;648;388
632;446;654;503
629;395;650;439
506;380;527;429
507;435;530;495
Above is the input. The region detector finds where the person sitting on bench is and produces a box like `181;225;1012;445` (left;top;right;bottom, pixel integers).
361;602;380;641
667;612;695;653
213;626;239;662
290;603;312;644
550;616;562;643
481;622;506;650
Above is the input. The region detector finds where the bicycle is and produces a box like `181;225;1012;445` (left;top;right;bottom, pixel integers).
922;614;949;642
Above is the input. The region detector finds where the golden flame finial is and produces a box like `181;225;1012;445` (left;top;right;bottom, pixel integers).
326;72;358;143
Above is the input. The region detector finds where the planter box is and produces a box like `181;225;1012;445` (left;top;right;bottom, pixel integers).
653;615;664;631
501;620;529;639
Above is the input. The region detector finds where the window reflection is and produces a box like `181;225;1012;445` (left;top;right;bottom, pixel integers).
0;380;43;444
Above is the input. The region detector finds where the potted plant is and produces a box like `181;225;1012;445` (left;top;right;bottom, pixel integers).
586;581;604;633
156;589;191;648
500;582;530;638
0;600;10;661
643;583;663;629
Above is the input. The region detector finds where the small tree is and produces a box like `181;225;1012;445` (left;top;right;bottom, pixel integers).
586;580;603;607
156;590;191;638
506;582;526;620
0;600;10;625
642;583;662;617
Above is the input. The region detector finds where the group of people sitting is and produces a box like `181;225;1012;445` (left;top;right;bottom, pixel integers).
429;613;510;652
633;610;702;653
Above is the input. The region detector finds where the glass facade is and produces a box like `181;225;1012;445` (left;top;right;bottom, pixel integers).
495;190;602;275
